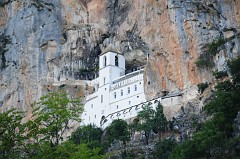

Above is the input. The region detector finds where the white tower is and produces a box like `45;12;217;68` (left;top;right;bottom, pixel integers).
99;44;125;87
97;44;125;121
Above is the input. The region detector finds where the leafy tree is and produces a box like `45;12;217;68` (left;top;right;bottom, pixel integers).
31;141;105;159
153;102;168;140
70;124;102;147
154;139;176;159
137;104;155;145
128;120;138;140
29;91;83;147
0;109;25;159
106;119;130;147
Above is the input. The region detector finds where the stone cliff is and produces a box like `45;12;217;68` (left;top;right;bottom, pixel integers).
0;0;239;123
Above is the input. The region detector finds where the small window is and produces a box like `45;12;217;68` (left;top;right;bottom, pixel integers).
103;77;106;85
101;95;103;103
91;104;93;108
128;87;130;94
137;96;139;98
103;56;107;67
95;115;96;118
121;90;123;96
134;84;137;91
115;55;118;66
129;101;131;105
114;92;116;99
117;105;118;109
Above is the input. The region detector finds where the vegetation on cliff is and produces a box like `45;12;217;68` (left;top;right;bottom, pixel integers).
169;56;240;159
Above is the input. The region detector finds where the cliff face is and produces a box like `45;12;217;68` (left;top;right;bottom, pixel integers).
0;0;239;118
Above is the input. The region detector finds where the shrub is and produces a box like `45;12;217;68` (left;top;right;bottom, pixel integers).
195;57;214;69
154;139;176;159
213;70;228;79
208;37;225;56
197;82;209;94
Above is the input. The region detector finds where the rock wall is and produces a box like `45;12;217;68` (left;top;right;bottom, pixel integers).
0;0;239;120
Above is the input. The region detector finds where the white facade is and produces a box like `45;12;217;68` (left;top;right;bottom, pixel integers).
81;44;156;128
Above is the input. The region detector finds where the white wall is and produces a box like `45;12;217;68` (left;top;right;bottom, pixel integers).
81;72;147;128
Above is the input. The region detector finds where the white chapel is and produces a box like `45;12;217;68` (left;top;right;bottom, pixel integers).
81;44;161;128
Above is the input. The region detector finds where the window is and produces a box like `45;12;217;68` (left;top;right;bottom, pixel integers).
103;78;105;84
101;95;103;103
134;84;137;91
129;101;131;105
128;87;130;94
91;104;93;108
103;56;107;67
115;55;118;66
117;105;118;109
114;92;116;99
95;115;96;118
121;90;123;96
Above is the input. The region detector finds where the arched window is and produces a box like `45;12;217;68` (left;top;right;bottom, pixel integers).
103;56;107;67
115;55;118;66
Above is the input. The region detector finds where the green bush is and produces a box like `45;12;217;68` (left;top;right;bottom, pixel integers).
197;82;209;94
208;37;225;56
195;37;226;69
154;139;176;159
213;71;228;79
195;57;214;69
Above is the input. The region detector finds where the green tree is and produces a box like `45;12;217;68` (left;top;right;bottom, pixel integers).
31;141;105;159
70;124;102;148
29;91;83;147
106;119;130;147
153;102;168;140
137;104;155;145
154;139;176;159
0;109;25;159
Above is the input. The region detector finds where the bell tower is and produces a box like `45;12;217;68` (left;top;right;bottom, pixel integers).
98;44;125;87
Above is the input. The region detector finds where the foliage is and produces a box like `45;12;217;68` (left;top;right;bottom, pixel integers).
128;121;138;140
169;57;240;159
137;104;155;145
70;124;102;147
195;56;214;68
0;109;25;159
154;139;176;159
0;34;11;69
153;102;168;140
228;56;240;83
0;92;105;159
195;37;226;69
213;70;228;79
208;37;225;56
31;141;105;159
197;82;209;94
30;91;83;147
106;119;130;146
